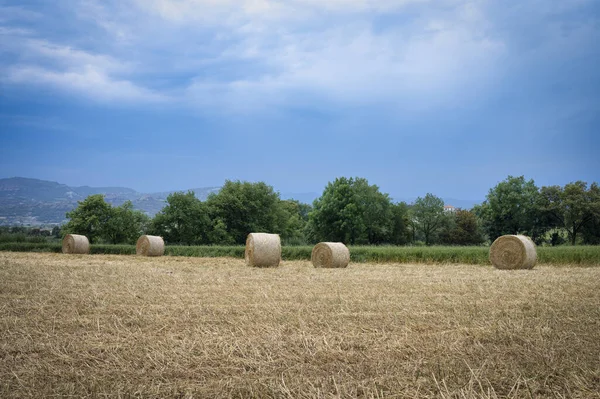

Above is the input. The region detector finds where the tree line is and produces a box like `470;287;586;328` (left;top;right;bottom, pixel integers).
60;176;600;246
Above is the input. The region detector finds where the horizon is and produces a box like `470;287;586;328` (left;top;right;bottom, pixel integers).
0;176;486;208
1;1;599;200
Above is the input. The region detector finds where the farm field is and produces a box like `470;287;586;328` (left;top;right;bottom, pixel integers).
2;243;600;265
1;253;599;398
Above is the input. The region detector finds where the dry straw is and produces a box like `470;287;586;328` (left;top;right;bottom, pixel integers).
312;242;350;268
136;235;165;257
245;233;281;267
489;234;537;270
62;234;90;254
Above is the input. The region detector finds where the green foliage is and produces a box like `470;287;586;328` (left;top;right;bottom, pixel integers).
279;200;310;245
63;195;149;245
582;216;600;245
166;245;245;258
410;193;447;246
151;191;211;245
63;194;112;243
103;201;150;244
206;180;287;244
390;202;411;245
440;210;485;245
307;177;402;245
476;176;544;242
540;182;600;245
0;242;62;252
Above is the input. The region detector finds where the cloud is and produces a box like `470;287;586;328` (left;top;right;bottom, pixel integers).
23;39;130;72
1;30;164;104
181;1;505;112
0;6;43;23
2;0;598;113
134;0;434;24
5;65;165;103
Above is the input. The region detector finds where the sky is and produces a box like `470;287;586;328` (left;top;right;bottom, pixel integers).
1;0;599;202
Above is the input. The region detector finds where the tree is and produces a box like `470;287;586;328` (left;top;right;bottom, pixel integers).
103;201;150;244
307;177;395;245
411;193;446;246
582;214;600;245
440;209;485;245
476;176;544;242
63;194;111;243
540;181;600;245
51;226;61;238
206;181;285;244
151;191;211;245
279;200;311;245
390;202;411;245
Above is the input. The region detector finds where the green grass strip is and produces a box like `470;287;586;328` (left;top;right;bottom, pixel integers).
1;243;599;265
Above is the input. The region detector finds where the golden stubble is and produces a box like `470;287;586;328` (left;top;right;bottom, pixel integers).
1;252;599;398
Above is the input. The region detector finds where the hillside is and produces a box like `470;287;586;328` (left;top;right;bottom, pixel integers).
0;177;219;226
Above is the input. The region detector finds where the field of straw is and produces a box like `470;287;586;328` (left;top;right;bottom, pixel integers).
1;253;599;398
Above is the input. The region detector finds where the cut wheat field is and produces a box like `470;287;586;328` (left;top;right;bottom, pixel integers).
1;253;599;398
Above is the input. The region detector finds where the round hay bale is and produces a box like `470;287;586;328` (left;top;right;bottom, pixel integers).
62;234;90;254
489;235;537;270
311;242;350;268
245;233;281;268
136;235;165;257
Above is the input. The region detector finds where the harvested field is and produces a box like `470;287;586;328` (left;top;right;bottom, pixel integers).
0;253;599;398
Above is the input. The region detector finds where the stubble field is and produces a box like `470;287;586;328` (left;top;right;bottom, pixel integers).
0;252;599;398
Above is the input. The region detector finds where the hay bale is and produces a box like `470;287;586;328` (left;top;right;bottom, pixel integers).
62;234;90;254
311;242;350;268
136;235;165;257
245;233;281;267
489;235;537;270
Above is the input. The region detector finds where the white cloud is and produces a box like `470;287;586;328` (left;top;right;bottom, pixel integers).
5;65;165;103
181;1;505;111
24;39;130;72
135;0;435;24
3;0;596;113
1;34;164;104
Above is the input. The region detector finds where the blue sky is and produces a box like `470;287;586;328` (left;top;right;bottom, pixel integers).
1;0;599;202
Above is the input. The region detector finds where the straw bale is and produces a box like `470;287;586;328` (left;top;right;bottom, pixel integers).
62;234;90;254
245;233;281;267
136;235;165;257
489;235;537;270
311;242;350;268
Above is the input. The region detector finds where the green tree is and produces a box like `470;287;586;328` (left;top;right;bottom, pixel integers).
582;215;600;245
151;191;211;245
411;193;446;246
51;226;61;238
206;181;285;244
390;202;411;245
103;201;150;244
279;200;311;245
63;194;111;243
440;209;485;245
476;176;544;242
307;177;394;245
540;181;600;245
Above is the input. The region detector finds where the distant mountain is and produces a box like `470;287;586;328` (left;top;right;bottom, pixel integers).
0;177;484;226
0;177;219;226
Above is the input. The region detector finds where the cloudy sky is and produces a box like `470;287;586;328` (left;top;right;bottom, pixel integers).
1;0;599;201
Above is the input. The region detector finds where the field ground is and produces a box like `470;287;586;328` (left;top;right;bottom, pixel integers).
3;243;600;265
1;253;599;398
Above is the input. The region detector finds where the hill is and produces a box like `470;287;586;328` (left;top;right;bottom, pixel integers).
0;177;219;226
